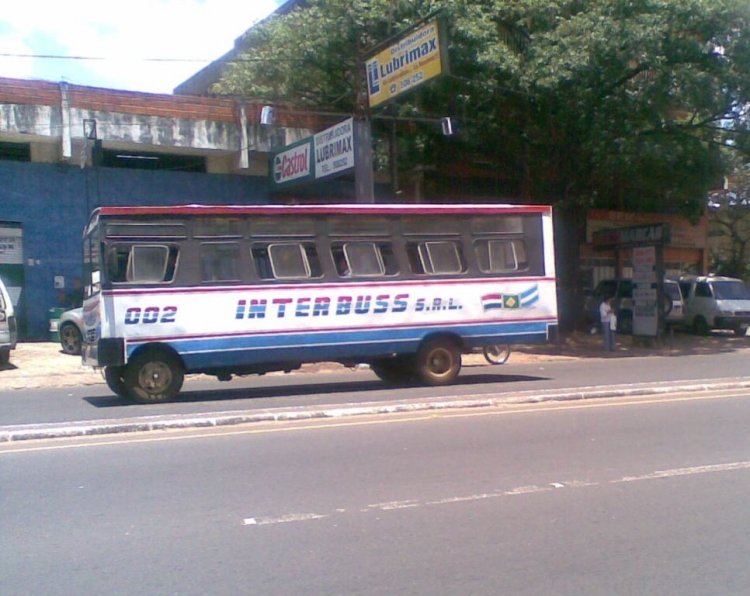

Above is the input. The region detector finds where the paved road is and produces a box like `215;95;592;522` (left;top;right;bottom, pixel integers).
2;348;750;440
4;388;750;595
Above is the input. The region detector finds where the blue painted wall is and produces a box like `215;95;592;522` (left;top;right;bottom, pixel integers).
0;161;270;339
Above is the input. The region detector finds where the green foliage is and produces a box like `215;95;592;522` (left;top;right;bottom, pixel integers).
708;161;750;280
216;0;750;215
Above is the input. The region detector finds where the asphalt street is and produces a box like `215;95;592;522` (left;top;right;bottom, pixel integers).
4;388;750;595
2;341;750;441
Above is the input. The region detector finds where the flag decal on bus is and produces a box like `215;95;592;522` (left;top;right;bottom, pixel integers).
481;285;539;311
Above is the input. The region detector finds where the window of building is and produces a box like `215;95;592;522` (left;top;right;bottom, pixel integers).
0;142;31;162
100;149;206;172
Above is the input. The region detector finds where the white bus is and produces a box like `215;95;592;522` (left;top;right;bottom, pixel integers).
81;204;558;402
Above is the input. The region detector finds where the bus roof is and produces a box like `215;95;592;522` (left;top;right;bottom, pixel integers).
93;203;552;217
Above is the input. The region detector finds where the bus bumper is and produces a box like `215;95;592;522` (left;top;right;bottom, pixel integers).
83;338;125;367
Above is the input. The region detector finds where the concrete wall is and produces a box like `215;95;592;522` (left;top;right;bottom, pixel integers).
0;160;270;339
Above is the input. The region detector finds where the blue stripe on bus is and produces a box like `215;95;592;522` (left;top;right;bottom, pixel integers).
125;320;554;372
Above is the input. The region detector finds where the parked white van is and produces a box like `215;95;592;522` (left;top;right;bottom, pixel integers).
0;277;18;365
678;275;750;336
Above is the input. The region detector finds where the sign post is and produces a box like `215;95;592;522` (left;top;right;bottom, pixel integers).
268;15;450;203
592;223;670;339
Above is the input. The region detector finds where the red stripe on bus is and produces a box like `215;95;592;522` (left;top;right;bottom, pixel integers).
96;204;552;217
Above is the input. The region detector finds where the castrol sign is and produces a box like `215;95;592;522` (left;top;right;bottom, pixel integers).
271;139;313;188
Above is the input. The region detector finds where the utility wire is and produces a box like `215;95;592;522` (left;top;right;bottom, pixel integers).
0;52;294;64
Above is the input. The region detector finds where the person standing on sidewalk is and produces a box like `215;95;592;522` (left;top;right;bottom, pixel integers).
600;295;616;352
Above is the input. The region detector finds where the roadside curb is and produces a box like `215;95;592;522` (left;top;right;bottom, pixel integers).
4;376;750;443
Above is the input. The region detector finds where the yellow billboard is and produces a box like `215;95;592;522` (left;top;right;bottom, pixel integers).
365;19;448;109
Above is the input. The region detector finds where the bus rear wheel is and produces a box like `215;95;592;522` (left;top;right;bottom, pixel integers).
415;339;461;386
124;349;184;403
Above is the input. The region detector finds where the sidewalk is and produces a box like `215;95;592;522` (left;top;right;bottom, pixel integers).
1;330;748;391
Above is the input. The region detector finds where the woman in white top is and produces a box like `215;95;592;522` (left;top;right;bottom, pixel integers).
600;295;616;352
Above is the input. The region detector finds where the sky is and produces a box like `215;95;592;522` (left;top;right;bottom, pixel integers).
0;0;285;94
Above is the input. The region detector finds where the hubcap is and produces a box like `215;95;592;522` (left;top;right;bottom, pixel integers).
428;348;453;376
138;361;171;393
61;327;79;351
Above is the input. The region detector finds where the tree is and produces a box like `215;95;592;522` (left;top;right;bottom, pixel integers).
708;165;750;279
215;0;750;215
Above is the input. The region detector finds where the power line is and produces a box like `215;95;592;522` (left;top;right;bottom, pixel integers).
0;52;218;63
0;52;299;65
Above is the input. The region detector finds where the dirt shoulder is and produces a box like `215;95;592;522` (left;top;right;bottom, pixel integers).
1;331;748;391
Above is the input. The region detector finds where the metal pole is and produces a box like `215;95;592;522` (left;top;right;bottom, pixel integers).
353;116;375;204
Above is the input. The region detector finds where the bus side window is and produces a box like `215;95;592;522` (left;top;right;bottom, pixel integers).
257;242;322;280
331;242;399;278
128;245;176;283
406;241;464;275
200;242;240;282
304;244;322;278
475;239;529;273
379;243;399;276
251;246;273;280
106;245;130;283
405;243;425;274
107;244;177;284
331;245;349;276
252;243;320;280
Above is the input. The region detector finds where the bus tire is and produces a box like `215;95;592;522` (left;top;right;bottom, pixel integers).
104;366;129;398
415;338;461;386
371;357;414;384
123;348;184;403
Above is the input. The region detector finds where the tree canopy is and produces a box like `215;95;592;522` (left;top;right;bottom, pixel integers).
215;0;750;215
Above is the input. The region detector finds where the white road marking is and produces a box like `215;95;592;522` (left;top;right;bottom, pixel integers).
365;500;420;511
613;460;750;483
243;460;750;528
243;513;328;526
426;491;505;505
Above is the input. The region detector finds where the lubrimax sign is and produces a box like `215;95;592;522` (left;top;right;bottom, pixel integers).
365;18;448;109
270;118;354;190
314;117;354;179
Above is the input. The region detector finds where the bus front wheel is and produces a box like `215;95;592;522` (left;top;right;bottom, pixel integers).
415;339;461;386
124;349;184;403
104;366;129;398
